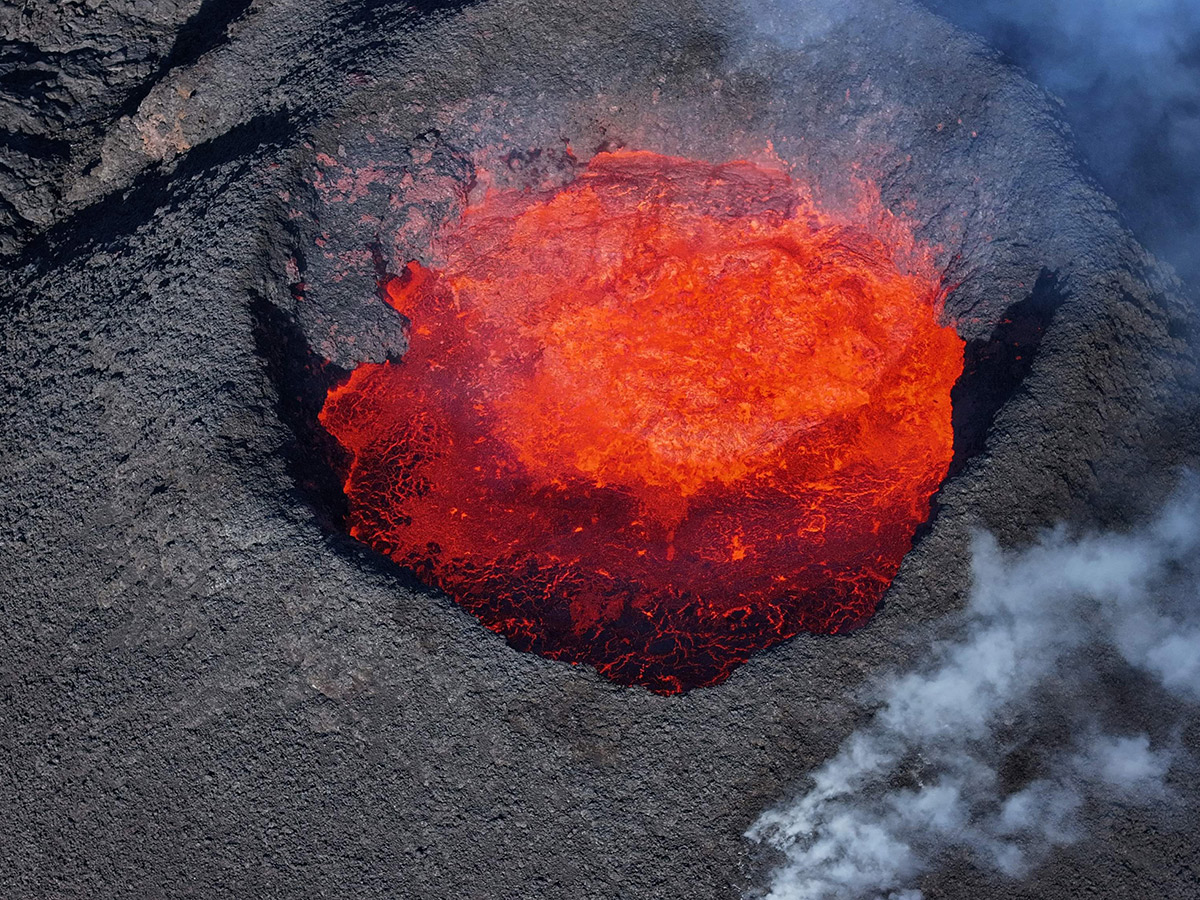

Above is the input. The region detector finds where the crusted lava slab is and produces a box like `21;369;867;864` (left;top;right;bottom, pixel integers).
2;1;1198;899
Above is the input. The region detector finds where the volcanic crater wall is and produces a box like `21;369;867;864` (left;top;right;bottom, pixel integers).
3;1;1199;898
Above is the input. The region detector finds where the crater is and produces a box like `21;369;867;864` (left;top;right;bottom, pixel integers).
255;126;1064;693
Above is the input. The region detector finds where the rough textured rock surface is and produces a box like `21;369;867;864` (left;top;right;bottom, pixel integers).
2;1;1198;898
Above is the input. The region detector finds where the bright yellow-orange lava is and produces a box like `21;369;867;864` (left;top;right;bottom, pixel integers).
321;149;965;692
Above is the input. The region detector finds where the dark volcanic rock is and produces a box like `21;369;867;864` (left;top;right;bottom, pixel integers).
0;0;225;252
2;1;1198;899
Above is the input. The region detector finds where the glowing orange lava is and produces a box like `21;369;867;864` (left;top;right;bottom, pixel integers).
319;150;964;692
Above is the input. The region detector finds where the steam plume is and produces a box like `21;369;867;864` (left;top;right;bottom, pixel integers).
747;476;1200;899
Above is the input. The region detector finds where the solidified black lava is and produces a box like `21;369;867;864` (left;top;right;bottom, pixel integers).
249;294;352;531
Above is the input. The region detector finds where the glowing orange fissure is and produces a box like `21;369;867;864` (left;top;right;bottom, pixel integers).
319;149;965;692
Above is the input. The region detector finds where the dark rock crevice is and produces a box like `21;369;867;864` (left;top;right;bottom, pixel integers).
949;268;1069;476
7;107;296;298
113;0;258;122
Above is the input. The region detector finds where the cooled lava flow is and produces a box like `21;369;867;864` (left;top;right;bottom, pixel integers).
319;150;965;692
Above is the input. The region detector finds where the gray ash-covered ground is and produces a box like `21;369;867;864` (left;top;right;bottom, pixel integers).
2;1;1199;898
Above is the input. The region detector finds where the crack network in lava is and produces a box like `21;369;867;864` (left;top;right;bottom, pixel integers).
319;149;965;692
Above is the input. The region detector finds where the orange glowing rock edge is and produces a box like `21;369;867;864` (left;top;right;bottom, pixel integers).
319;150;965;692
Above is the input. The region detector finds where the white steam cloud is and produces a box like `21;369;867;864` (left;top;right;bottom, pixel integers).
747;476;1200;899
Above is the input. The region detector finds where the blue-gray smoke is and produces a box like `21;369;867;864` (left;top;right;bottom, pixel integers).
917;0;1200;290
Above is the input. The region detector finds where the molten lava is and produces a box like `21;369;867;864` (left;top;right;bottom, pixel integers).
319;150;964;692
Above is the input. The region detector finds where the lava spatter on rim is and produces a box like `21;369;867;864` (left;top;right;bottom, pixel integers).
319;149;965;692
